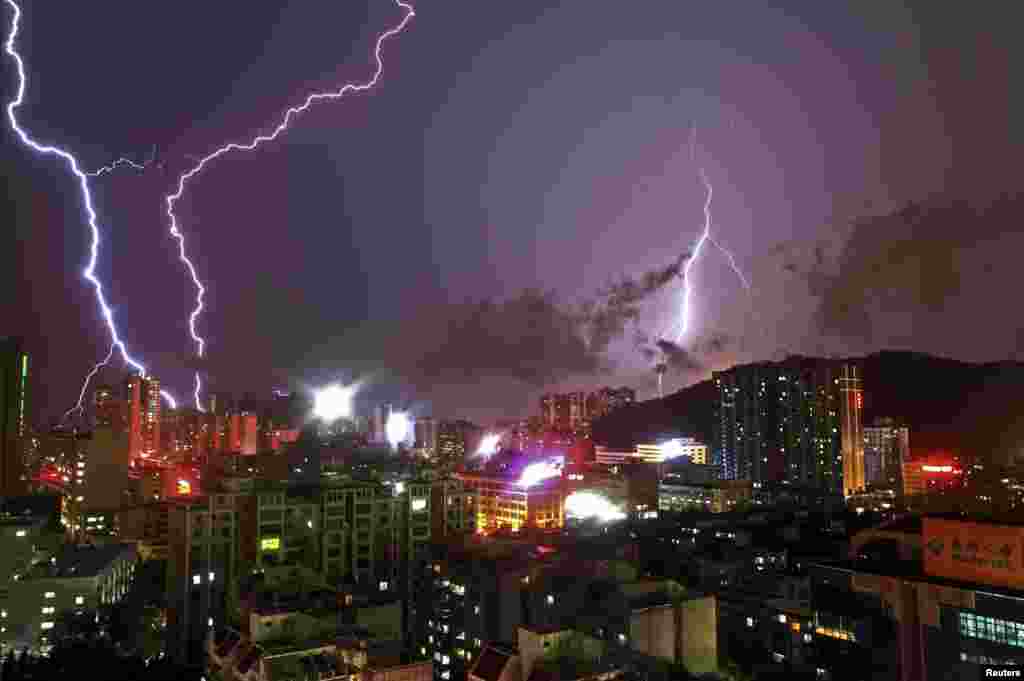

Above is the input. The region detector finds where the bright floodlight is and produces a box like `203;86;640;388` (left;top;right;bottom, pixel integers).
660;438;688;461
386;411;411;449
477;433;501;458
565;491;626;523
517;456;564;488
313;384;355;422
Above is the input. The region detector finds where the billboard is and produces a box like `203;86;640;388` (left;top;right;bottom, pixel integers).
923;518;1024;590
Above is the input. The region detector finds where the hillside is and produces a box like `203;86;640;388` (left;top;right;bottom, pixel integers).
592;351;1024;465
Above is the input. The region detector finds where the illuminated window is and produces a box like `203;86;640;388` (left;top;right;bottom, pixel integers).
959;613;1024;648
15;530;26;537
44;592;55;599
193;574;201;585
41;607;54;615
777;614;787;624
546;595;555;605
412;498;427;512
746;617;755;628
75;596;85;606
260;537;281;551
40;622;54;630
804;633;813;643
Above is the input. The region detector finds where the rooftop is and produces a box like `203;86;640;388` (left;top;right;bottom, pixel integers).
810;559;1024;602
26;543;135;580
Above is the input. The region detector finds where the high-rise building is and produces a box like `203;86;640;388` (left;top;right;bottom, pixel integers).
93;383;124;429
414;417;438;455
864;417;910;488
125;373;162;460
1;337;30;496
540;387;636;434
436;420;481;467
713;357;865;496
838;363;865;496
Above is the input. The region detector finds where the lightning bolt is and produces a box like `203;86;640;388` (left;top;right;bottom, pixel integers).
669;126;750;346
4;0;175;417
165;0;416;411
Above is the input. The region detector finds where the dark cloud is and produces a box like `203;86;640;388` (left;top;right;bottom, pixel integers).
380;255;689;392
791;194;1024;346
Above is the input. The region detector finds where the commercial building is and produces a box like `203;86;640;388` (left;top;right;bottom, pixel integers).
658;479;754;514
456;468;563;533
863;418;909;488
597;439;709;467
0;542;136;654
1;337;30;497
902;459;963;499
806;515;1024;680
713;357;865;497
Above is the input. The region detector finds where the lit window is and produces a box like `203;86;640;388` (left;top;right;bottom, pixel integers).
618;633;627;644
41;607;54;615
75;596;84;606
803;633;812;643
442;655;450;665
40;622;54;630
746;617;755;628
193;574;201;585
209;571;215;582
773;652;785;663
379;581;389;591
777;614;787;624
546;595;555;605
15;530;26;537
44;592;55;599
208;617;214;627
474;605;480;615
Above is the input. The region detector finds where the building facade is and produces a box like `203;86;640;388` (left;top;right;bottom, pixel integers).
713;357;864;496
863;418;909;489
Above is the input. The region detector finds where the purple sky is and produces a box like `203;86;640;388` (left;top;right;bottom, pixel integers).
3;0;1022;425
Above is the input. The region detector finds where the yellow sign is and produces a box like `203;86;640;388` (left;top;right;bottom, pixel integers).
923;518;1024;590
261;537;281;551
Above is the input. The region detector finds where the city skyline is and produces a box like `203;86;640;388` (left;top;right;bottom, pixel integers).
4;2;1024;426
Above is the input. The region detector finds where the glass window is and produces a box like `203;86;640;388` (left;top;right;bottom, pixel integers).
959;612;1024;648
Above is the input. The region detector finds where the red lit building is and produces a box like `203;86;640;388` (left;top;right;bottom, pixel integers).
125;373;161;461
903;456;963;497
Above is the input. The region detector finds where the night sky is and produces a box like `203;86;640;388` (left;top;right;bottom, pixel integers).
3;1;1022;426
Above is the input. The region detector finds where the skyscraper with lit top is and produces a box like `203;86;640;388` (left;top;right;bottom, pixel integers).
1;337;30;496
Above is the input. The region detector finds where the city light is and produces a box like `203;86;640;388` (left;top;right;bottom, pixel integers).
386;411;411;449
922;465;956;473
565;491;626;523
313;384;356;422
176;479;192;496
659;439;689;461
476;433;501;458
517;456;564;488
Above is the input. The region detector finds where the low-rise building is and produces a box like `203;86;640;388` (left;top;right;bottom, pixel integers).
659;480;753;514
0;542;136;654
